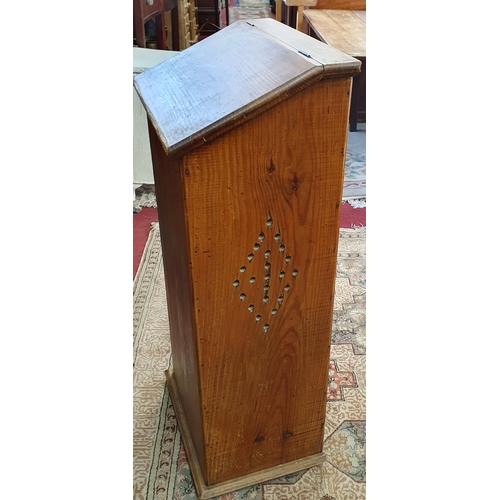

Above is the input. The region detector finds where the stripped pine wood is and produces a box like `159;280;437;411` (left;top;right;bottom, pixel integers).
284;0;317;6
166;369;325;499
251;18;361;71
303;9;366;58
134;19;360;496
179;76;352;486
313;0;365;9
353;9;366;21
147;123;209;478
283;0;317;31
134;20;359;158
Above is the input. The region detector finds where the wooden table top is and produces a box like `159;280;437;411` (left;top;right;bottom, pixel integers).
303;9;366;59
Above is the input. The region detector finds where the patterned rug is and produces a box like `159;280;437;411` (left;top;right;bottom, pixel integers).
133;224;366;499
343;131;366;202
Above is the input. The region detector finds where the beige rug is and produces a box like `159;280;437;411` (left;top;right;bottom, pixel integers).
134;224;366;499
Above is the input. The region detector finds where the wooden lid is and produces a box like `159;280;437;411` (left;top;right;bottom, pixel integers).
134;19;361;158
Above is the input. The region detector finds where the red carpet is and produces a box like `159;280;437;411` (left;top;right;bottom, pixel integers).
133;207;159;278
133;204;365;278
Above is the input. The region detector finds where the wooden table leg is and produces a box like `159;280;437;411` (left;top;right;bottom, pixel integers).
296;5;304;31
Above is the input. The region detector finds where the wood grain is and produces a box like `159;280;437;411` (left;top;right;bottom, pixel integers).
179;76;352;485
134;19;360;158
276;0;282;24
166;369;325;499
313;0;365;10
141;18;357;491
352;9;366;21
147;119;208;479
251;18;361;75
303;9;366;58
284;0;317;6
297;5;305;31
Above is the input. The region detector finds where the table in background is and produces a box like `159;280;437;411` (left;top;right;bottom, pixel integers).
303;9;365;131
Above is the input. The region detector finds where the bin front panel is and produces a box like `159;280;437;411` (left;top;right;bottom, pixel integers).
179;77;352;485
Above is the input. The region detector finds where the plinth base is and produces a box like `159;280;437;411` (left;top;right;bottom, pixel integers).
165;369;326;499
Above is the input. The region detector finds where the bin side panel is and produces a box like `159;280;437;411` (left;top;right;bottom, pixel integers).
147;120;207;479
184;77;352;485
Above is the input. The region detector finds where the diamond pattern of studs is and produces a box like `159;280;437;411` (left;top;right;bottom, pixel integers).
232;215;299;334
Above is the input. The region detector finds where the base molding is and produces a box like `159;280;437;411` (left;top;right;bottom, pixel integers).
165;369;326;499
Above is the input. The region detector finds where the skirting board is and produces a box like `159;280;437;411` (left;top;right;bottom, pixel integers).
165;369;326;499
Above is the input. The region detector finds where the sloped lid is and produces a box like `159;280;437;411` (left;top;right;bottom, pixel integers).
134;19;361;158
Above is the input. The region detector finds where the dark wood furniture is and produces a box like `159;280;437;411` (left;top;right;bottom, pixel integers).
134;19;360;498
196;0;229;36
133;0;180;50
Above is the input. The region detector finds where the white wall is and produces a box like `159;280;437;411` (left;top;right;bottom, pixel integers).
133;47;180;187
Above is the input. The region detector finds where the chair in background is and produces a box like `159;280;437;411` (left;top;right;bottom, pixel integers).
282;0;317;32
280;0;365;31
